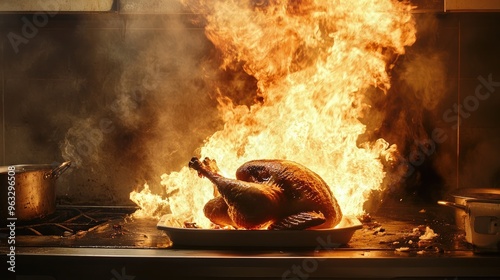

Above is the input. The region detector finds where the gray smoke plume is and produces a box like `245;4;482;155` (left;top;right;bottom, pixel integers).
361;13;454;203
58;14;222;204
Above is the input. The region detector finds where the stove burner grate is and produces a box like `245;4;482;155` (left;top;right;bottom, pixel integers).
0;206;137;236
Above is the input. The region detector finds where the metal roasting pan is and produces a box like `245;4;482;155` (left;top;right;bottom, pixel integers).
157;215;362;248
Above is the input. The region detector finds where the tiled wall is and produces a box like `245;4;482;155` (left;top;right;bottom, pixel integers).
0;10;499;204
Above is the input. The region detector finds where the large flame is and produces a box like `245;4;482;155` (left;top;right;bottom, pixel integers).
130;0;416;227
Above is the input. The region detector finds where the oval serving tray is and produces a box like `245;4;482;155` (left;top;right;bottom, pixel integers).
157;215;362;248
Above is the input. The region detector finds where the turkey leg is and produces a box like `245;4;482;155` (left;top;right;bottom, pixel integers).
189;157;283;229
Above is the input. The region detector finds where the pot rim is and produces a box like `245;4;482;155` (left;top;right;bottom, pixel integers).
463;198;500;205
452;188;500;201
0;163;57;174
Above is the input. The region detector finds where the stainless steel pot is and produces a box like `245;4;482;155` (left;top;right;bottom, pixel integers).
0;161;71;221
438;198;500;252
451;188;500;229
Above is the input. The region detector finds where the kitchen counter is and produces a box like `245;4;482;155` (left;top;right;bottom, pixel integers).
2;204;500;279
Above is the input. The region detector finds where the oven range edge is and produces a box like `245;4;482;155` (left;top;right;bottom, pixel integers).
2;246;500;279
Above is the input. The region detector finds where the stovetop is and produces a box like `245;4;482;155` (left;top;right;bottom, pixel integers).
1;204;500;279
0;205;169;248
1;205;137;236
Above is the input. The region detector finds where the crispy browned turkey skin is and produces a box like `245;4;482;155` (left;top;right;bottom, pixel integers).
189;157;343;230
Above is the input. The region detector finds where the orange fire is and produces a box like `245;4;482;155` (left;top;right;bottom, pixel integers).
130;0;416;228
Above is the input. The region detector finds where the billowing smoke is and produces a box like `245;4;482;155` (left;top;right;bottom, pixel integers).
366;13;500;202
385;13;500;199
59;13;222;204
360;13;453;203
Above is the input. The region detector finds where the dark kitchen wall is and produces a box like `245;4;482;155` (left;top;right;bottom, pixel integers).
415;12;500;193
376;12;500;201
0;8;223;205
455;14;500;190
0;8;499;205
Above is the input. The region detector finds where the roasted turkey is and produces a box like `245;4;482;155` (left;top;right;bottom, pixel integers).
189;157;343;230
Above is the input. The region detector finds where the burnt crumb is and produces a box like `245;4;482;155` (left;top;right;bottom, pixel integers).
110;232;125;238
418;239;433;248
416;224;427;232
362;219;382;230
359;215;389;236
372;227;387;236
184;222;200;228
395;246;410;252
418;244;445;254
360;213;372;223
110;223;127;238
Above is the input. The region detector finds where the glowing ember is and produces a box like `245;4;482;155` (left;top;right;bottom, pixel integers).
130;0;416;228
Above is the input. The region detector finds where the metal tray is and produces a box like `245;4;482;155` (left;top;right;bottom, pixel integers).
157;215;362;248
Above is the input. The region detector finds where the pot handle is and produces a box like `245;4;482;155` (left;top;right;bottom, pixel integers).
437;200;467;211
44;161;71;180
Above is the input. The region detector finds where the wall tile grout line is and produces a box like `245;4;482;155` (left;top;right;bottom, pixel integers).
1;39;4;165
456;17;461;189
